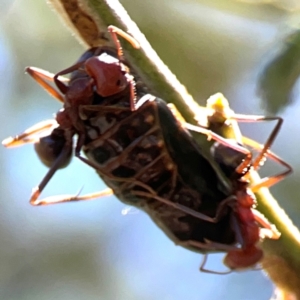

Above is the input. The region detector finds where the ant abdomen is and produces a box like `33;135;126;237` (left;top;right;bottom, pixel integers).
34;128;72;169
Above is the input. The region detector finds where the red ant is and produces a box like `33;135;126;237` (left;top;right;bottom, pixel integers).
4;26;140;204
183;100;292;273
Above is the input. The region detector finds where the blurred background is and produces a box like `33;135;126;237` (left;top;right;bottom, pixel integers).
0;0;300;299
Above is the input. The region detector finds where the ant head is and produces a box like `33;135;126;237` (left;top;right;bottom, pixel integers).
85;53;128;97
34;127;72;169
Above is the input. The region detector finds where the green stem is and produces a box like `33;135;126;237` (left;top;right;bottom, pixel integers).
49;1;300;298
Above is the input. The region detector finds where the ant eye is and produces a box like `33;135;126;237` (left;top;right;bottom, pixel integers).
34;128;72;169
116;79;121;86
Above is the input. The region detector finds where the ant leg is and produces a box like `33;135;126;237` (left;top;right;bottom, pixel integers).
2;120;58;148
131;190;219;222
128;74;137;111
251;209;281;239
107;25;140;59
32;187;114;206
104;26;140;110
241;136;292;191
26;67;66;102
30;143;73;205
199;254;232;275
26;67;69;83
53;60;86;93
229;114;283;171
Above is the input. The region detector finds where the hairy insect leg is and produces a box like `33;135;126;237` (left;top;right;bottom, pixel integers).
107;26;140;111
26;66;69;83
2;119;58;148
30;143;73;205
229;114;283;171
26;67;66;102
241;136;292;192
251;209;281;239
107;25;140;59
53;60;90;94
32;187;114;206
128;74;137;111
